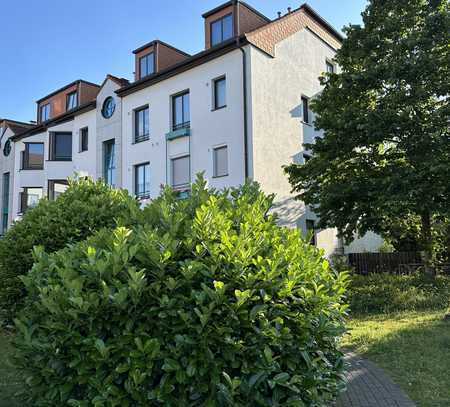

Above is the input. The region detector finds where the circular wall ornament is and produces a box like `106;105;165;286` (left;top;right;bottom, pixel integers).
102;97;116;119
3;139;11;157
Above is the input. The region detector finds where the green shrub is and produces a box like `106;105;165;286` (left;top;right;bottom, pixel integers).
0;177;140;323
15;178;349;406
348;273;450;315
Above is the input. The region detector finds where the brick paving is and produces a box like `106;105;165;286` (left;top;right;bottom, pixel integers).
336;351;416;407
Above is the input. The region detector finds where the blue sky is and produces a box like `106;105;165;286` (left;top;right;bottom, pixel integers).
0;0;367;123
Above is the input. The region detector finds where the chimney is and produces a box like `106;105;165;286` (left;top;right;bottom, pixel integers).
277;11;282;18
287;7;292;14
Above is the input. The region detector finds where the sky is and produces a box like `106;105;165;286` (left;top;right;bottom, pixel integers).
0;0;368;123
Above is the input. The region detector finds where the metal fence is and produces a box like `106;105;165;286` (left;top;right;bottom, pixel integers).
347;252;423;275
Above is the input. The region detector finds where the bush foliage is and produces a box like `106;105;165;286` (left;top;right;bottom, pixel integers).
348;273;450;315
15;178;349;406
0;177;140;323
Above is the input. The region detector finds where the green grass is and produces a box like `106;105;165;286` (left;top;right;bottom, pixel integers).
0;330;22;407
343;310;450;407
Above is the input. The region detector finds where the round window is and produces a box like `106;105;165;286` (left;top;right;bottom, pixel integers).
102;97;116;119
3;139;11;157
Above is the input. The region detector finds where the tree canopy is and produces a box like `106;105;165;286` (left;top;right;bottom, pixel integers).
285;0;450;263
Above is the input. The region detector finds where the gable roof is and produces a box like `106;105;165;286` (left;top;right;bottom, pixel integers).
36;79;100;103
99;74;130;90
0;119;35;135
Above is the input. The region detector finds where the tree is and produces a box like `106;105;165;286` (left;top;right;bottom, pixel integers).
285;0;450;272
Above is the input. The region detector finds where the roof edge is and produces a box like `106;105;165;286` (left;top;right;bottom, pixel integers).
202;1;271;22
12;101;96;141
36;79;101;104
133;39;191;57
118;36;247;97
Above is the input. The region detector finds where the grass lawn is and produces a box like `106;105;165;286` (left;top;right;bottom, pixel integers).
0;330;22;407
343;310;450;407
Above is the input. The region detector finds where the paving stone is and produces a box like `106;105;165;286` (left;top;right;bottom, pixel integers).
335;351;416;407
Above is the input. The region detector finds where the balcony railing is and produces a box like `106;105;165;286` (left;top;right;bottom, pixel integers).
172;121;190;132
134;133;150;144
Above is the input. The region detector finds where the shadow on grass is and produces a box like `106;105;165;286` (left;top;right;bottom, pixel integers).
346;312;450;407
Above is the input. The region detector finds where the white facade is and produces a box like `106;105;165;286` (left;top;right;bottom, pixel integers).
2;4;383;255
120;51;246;199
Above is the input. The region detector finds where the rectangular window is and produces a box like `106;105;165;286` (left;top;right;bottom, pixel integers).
134;106;150;143
213;145;228;177
2;173;10;234
210;13;233;47
103;139;116;187
22;143;44;170
48;180;69;201
301;96;310;124
40;103;50;122
134;162;150;199
213;77;226;110
50;132;72;161
172;91;190;131
171;155;190;189
20;187;43;213
80;127;88;152
306;219;316;246
326;61;335;74
66;91;78;110
139;53;155;79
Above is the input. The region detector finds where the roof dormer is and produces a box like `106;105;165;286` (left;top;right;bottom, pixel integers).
133;40;190;82
202;1;270;49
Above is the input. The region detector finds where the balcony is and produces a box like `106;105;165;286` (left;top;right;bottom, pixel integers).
166;122;191;141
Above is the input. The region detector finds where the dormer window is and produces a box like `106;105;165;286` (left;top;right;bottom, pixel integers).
40;103;50;122
210;13;233;47
66;91;78;110
139;53;155;79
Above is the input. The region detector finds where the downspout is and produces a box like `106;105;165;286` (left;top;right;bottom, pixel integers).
239;45;249;180
235;1;249;179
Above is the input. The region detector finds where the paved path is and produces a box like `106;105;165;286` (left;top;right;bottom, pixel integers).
336;351;416;407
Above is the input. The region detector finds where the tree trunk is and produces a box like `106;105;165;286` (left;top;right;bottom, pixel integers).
420;211;435;277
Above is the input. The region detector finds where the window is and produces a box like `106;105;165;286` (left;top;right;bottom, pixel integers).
171;155;190;189
2;173;10;234
213;145;228;177
210;13;233;46
48;180;68;201
103;139;116;187
134;162;150;199
80;127;89;152
172;92;190;131
20;187;43;213
306;219;316;246
40;103;50;122
301;96;310;124
139;53;155;79
213;77;226;110
66;91;78;110
50;132;72;161
326;61;335;74
134;106;150;143
22;143;44;170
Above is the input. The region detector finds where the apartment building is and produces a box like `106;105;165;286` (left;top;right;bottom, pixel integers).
0;1;383;254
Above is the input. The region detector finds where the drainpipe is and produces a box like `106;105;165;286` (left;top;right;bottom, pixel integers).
239;45;249;180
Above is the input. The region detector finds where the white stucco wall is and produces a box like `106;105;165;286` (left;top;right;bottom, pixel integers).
247;29;340;256
12;109;97;219
96;79;123;185
0;128;17;230
120;50;246;198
